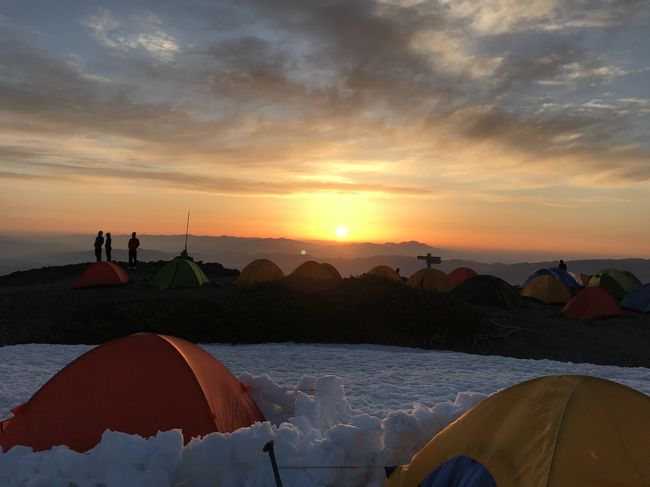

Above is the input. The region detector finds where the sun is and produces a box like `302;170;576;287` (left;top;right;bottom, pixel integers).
335;226;348;238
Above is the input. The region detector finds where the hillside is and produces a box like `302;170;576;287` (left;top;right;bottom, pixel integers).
1;261;650;367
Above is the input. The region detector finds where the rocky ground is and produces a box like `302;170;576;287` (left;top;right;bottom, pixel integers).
1;261;649;367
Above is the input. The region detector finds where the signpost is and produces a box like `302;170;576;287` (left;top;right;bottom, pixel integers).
417;252;441;269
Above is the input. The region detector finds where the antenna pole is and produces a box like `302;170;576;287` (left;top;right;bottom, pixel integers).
184;210;190;253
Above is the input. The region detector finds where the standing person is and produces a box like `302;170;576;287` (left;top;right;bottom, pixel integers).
94;231;104;262
128;232;140;269
105;233;112;262
558;259;567;271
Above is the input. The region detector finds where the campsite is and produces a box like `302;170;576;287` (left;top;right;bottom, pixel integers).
1;256;650;486
2;258;650;367
2;0;650;484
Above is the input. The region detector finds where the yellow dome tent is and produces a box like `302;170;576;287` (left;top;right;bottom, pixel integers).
407;268;451;293
290;260;337;280
367;265;402;282
285;260;340;293
236;259;284;287
386;375;650;487
520;274;571;304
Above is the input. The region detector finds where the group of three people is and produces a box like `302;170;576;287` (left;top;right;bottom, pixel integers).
94;231;140;269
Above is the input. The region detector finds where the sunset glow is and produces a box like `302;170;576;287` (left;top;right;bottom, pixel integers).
0;1;649;258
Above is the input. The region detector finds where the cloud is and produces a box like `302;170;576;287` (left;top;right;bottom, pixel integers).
0;156;434;197
0;0;648;198
83;8;180;61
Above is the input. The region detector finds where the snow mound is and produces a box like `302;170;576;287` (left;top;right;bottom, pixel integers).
0;374;486;487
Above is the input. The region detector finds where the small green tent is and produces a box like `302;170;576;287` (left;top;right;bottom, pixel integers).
148;258;210;289
588;268;641;301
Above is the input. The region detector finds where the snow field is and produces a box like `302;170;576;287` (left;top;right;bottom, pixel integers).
0;343;649;486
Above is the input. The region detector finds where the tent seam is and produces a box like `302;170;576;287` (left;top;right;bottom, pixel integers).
543;378;577;487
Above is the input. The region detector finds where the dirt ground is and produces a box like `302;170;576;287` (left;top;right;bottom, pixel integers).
1;262;649;368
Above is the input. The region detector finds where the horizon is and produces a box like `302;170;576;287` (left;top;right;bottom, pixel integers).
2;230;648;262
1;2;649;257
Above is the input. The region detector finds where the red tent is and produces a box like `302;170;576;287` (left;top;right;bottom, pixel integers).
561;287;623;320
447;267;478;290
0;333;265;452
74;262;130;288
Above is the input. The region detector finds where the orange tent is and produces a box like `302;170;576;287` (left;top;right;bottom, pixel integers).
447;267;478;290
0;333;264;453
561;287;623;320
74;261;129;289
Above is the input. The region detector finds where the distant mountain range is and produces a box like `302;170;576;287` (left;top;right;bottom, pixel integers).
1;234;649;284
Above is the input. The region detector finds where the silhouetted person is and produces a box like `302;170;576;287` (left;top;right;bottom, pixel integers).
105;233;112;262
559;259;567;271
94;231;104;262
128;232;140;269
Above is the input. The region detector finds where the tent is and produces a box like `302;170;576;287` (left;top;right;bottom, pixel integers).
452;275;525;309
321;262;342;280
561;287;622;320
291;260;337;280
366;265;402;282
386;375;650;487
236;259;284;287
520;274;571;304
285;260;340;292
522;267;581;290
0;333;264;453
407;268;451;293
621;283;650;313
588;268;641;301
447;267;478;290
148;257;209;289
74;261;129;289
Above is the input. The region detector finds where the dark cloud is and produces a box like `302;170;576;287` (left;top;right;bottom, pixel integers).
0;0;648;189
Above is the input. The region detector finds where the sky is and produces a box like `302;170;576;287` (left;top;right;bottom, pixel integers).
1;0;649;257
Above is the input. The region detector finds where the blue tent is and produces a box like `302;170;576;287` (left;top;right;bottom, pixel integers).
621;283;650;313
522;267;581;290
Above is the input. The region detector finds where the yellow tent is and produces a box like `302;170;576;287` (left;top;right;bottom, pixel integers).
235;259;284;287
386;375;650;487
520;274;571;304
367;265;402;282
407;269;451;293
291;260;336;280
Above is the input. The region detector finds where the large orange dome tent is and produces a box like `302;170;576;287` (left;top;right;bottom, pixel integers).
0;333;264;453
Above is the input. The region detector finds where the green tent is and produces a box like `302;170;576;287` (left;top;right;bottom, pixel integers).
588;268;641;301
148;258;210;289
452;275;525;309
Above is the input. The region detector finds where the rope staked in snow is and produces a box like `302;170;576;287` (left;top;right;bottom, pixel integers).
278;465;386;470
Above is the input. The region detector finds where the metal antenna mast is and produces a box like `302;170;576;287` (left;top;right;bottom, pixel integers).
184;210;190;254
